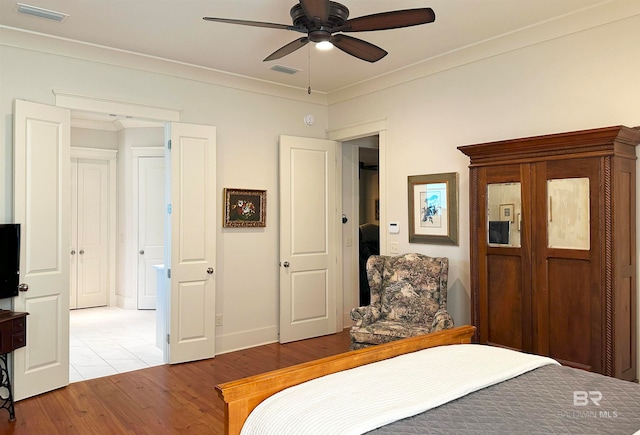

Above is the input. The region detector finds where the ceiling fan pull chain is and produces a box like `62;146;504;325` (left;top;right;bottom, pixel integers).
307;44;312;95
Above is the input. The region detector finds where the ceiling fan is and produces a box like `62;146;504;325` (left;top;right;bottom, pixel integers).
203;0;435;63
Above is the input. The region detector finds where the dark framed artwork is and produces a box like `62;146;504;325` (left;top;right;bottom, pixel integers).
499;203;515;222
223;188;266;228
408;172;459;245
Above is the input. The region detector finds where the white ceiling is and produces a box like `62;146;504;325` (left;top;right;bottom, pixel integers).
0;0;610;95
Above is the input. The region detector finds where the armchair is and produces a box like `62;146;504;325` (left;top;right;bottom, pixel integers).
349;253;454;350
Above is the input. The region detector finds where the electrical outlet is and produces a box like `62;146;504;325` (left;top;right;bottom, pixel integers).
390;242;399;255
215;315;223;327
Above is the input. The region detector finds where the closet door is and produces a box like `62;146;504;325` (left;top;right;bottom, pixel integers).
72;158;110;309
70;160;79;309
137;156;165;310
474;163;532;352
533;158;601;372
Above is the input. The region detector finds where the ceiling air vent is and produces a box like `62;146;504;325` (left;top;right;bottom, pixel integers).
270;65;301;75
17;3;68;21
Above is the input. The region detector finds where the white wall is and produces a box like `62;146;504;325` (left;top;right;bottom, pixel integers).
0;45;328;353
328;14;640;331
71;128;118;150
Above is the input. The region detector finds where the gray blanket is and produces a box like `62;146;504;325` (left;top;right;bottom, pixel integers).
368;365;640;434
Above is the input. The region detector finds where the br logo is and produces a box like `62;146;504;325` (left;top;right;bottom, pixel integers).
573;391;602;406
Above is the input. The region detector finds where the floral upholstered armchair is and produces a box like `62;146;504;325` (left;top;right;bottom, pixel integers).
349;253;454;350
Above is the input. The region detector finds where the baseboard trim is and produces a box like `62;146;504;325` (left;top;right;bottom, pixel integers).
215;325;278;356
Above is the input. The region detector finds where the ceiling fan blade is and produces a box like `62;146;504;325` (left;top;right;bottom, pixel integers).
203;16;296;31
338;8;435;32
299;0;330;23
330;34;387;63
263;37;309;61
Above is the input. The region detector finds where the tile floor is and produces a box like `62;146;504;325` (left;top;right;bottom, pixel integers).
69;306;164;383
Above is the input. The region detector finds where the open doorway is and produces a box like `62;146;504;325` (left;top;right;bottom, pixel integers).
357;145;379;306
15;97;216;397
341;135;380;322
68;112;165;382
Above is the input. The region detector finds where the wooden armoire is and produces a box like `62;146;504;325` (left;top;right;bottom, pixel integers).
458;126;640;381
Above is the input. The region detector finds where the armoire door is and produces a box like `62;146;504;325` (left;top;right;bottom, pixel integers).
71;158;110;309
532;157;601;372
475;163;533;353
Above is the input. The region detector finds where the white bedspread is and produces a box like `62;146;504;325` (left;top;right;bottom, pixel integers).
240;344;559;435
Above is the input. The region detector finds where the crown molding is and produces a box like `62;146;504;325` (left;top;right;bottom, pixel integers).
326;0;640;104
2;1;638;106
0;25;329;106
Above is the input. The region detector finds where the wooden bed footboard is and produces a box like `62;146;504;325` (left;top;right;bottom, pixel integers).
215;325;476;435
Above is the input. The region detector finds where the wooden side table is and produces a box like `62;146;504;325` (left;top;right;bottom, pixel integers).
0;311;28;422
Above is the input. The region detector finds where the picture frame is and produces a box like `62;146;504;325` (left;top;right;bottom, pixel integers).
223;188;266;228
408;172;459;245
499;203;515;222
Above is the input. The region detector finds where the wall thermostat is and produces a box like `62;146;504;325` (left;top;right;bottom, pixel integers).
304;114;315;125
388;222;400;234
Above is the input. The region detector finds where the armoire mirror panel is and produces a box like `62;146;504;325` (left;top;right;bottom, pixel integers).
547;177;590;250
487;182;521;247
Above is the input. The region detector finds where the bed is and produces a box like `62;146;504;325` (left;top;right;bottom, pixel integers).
215;326;640;435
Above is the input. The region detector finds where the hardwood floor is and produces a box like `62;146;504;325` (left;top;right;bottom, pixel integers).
1;329;351;434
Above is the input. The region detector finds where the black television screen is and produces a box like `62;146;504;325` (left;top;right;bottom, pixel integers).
488;221;510;245
0;223;20;299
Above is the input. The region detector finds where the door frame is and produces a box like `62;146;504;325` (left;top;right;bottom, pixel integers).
56;93;219;366
55;92;180;364
328;119;387;326
70;147;118;308
55;93;179;303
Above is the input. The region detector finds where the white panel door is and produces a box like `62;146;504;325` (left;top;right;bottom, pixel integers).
279;135;338;343
137;156;165;310
167;122;216;364
13;100;70;400
70;160;78;309
75;159;109;308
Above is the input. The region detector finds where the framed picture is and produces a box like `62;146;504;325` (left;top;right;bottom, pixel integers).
408;172;459;245
223;188;266;228
499;203;515;222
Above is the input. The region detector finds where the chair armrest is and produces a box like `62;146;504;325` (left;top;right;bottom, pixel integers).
350;305;383;326
430;309;455;332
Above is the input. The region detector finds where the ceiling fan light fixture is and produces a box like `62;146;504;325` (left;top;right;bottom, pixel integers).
16;3;68;21
204;2;436;64
315;40;333;51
